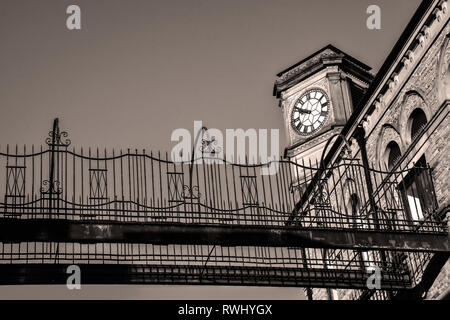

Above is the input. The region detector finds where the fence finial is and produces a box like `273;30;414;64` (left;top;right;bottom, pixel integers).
45;118;71;147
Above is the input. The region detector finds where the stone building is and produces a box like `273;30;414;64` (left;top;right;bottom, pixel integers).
274;0;449;300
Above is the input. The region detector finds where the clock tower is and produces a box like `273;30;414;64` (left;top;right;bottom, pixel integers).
273;45;374;164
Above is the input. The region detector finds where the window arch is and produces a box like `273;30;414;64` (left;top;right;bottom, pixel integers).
408;108;427;141
384;141;402;170
375;124;403;169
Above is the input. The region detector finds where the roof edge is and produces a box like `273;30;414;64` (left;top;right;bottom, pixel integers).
276;44;372;78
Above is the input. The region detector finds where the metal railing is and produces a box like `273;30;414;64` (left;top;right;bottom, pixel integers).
0;241;416;289
0;119;446;291
0;120;445;234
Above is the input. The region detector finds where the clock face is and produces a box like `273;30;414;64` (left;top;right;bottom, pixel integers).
291;89;329;135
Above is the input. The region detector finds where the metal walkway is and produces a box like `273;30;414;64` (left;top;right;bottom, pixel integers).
0;119;448;292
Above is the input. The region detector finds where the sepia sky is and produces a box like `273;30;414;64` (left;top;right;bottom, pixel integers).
0;0;421;299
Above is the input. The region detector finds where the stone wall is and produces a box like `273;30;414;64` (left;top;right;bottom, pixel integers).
307;3;450;300
361;20;450;300
311;16;450;302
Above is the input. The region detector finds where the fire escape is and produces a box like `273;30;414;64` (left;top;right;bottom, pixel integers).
0;119;448;299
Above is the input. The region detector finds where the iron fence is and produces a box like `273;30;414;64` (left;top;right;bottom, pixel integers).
0;120;446;292
0;124;445;234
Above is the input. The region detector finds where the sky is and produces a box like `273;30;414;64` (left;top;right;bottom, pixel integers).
0;0;421;299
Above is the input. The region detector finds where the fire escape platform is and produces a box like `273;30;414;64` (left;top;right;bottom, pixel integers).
0;263;413;290
0;218;448;253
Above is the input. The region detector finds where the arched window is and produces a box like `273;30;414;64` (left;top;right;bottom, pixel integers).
385;141;402;170
409;109;427;141
398;155;435;222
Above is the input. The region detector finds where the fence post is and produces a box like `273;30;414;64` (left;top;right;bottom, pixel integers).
48;118;59;215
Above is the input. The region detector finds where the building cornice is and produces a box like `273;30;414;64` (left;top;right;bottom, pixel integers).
352;0;448;139
273;46;374;99
324;0;448;167
359;0;448;139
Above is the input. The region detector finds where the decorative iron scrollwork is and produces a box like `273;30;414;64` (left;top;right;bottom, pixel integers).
339;145;353;160
45;130;71;147
200;137;221;155
40;180;62;195
182;185;201;201
313;182;330;207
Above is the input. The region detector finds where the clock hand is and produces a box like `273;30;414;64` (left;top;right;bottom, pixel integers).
298;109;312;115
